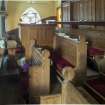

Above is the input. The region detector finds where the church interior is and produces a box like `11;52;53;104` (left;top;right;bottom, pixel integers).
0;0;105;104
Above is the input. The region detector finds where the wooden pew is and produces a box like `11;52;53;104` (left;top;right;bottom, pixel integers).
53;32;87;84
70;28;105;49
29;47;51;99
70;29;105;74
39;70;97;104
28;34;97;104
19;24;55;59
40;82;89;104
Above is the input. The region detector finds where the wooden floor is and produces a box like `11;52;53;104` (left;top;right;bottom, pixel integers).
86;68;99;77
78;87;98;104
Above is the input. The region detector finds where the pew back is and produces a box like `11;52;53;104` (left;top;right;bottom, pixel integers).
54;33;87;71
55;36;78;67
53;30;87;84
19;24;55;59
72;29;105;49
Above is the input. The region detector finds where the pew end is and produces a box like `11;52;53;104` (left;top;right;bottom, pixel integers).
38;68;97;104
62;67;75;82
29;48;51;99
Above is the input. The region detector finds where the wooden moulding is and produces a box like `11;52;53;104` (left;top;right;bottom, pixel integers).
56;21;105;26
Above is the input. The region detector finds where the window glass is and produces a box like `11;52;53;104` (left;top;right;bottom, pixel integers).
20;7;42;24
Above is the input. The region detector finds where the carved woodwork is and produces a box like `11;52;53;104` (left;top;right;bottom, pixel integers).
29;48;50;97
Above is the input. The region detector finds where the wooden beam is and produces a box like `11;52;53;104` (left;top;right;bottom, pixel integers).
56;21;105;26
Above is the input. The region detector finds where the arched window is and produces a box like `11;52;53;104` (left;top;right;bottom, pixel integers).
20;7;42;24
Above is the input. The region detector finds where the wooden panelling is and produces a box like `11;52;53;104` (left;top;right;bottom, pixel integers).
91;0;95;21
95;0;105;21
62;2;71;32
62;0;105;22
72;0;94;21
61;0;105;35
62;2;70;22
19;24;55;59
96;0;101;21
73;2;80;21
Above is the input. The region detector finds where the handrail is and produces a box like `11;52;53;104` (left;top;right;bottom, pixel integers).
55;21;105;26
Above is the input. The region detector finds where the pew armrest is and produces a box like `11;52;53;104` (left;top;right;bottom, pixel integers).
62;67;75;82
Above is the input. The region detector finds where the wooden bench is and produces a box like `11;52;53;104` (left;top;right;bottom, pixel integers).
39;70;97;104
28;34;97;104
29;47;51;98
52;32;87;84
38;64;98;104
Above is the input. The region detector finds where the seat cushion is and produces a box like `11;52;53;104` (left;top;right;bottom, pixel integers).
51;50;75;72
56;57;75;72
88;47;105;56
